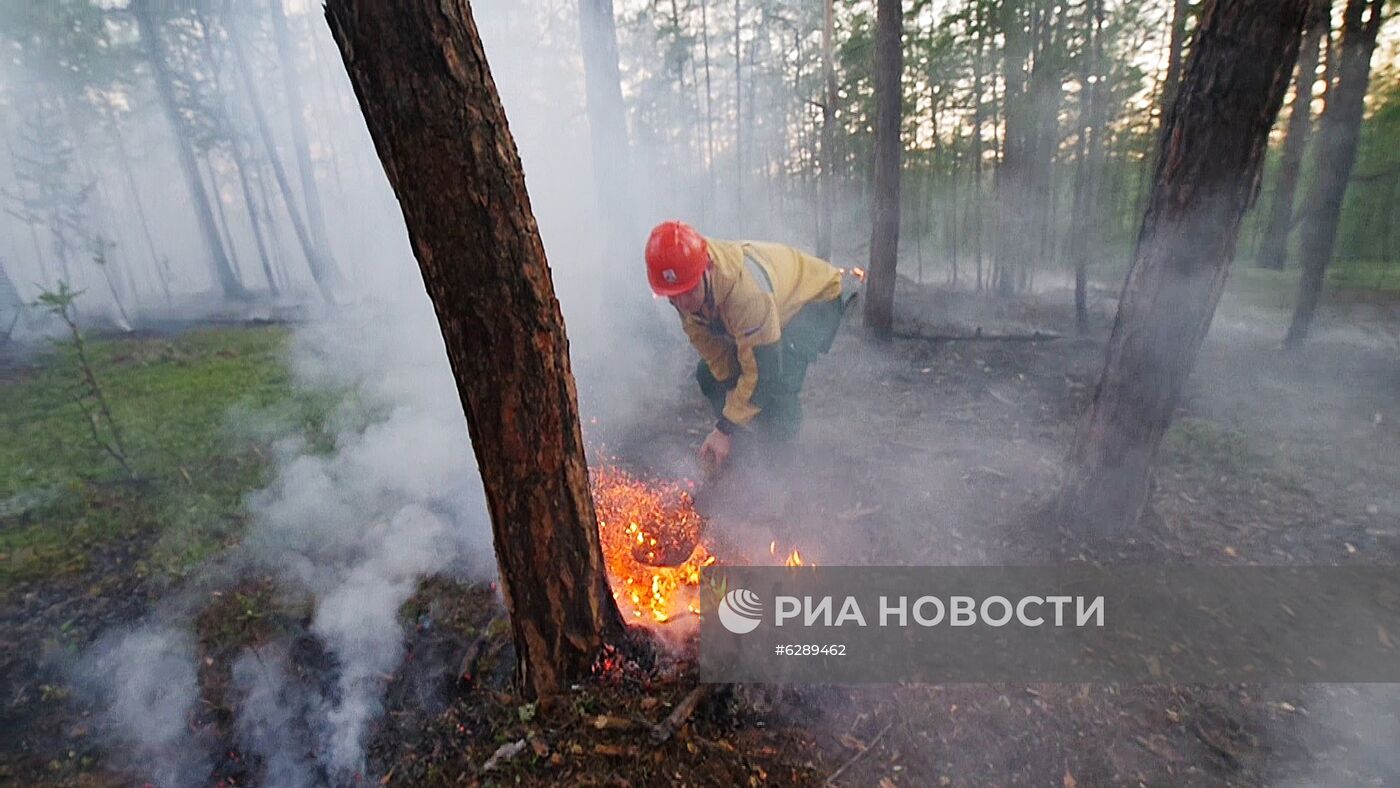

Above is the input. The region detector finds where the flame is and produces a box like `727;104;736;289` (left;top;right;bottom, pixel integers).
592;465;714;625
785;548;804;567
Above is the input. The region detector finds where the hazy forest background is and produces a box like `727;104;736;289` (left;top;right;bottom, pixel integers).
2;0;1398;328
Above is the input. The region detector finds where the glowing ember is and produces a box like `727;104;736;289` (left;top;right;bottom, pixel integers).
592;465;714;625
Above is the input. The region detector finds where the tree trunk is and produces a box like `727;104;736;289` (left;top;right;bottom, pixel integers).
131;0;248;300
202;154;244;282
107;109;171;306
576;0;635;261
231;19;341;303
816;0;836;260
1255;0;1330;271
1159;0;1192;136
993;0;1032;296
864;0;903;341
1057;0;1310;532
1284;0;1385;348
230;137;282;295
971;0;986;290
1067;0;1108;334
699;0;717;215
733;0;743;231
325;0;624;698
268;0;345;290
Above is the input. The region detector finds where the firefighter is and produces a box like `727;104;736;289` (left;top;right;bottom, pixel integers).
645;220;858;472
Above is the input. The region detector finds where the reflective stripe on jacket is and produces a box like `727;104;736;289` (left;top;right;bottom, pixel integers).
680;238;842;428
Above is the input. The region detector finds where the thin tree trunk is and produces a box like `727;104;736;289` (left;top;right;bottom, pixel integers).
255;163;294;292
1158;0;1192;137
1067;0;1108;334
1255;0;1330;271
1284;0;1385;348
268;0;344;289
231;20;340;303
1057;0;1310;532
231;137;281;295
107;110;170;306
733;0;743;231
700;0;717;212
576;0;635;260
864;0;903;341
816;0;836;259
131;0;248;300
326;0;624;699
202;154;243;281
994;0;1031;296
971;0;986;291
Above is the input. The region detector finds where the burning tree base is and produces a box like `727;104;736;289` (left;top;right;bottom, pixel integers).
591;465;715;626
590;463;809;631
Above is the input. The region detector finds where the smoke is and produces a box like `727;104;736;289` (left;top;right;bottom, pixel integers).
76;625;210;788
70;2;826;784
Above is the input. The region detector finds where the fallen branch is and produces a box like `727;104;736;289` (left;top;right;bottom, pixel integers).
824;721;892;786
896;328;1063;342
650;685;710;743
458;613;506;685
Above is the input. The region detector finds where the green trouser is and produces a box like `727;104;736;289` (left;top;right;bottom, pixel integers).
696;296;844;444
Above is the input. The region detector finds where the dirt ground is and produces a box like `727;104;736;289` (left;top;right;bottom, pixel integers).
3;274;1399;786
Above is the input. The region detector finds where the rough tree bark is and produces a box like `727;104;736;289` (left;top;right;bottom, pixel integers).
576;0;635;261
1255;0;1331;271
131;0;248;300
269;0;345;291
1057;0;1310;532
864;0;903;341
815;0;836;260
1284;0;1387;348
325;0;625;697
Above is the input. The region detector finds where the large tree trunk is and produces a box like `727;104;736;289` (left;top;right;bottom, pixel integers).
325;0;624;698
1057;0;1310;532
576;0;635;261
1284;0;1386;348
815;0;836;260
131;0;248;300
268;0;345;291
231;19;341;303
1255;0;1330;271
864;0;903;341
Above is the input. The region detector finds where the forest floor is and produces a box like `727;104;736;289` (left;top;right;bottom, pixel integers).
1;266;1398;786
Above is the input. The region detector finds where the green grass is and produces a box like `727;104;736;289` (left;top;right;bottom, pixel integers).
0;325;338;590
1162;417;1267;479
1328;259;1400;295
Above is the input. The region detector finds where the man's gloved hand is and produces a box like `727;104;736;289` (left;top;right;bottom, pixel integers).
699;427;732;472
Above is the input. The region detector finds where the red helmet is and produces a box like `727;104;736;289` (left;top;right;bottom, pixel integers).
645;221;709;296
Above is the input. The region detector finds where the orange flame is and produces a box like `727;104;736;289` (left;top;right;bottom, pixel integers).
592;465;714;625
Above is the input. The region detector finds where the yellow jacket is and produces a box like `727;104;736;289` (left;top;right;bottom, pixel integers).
679;239;842;429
